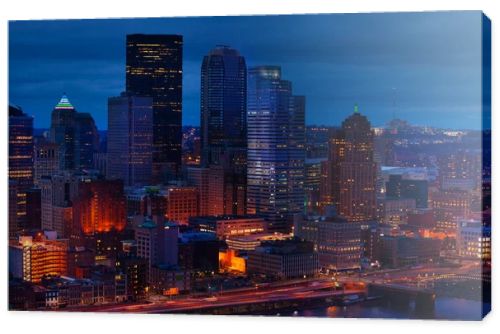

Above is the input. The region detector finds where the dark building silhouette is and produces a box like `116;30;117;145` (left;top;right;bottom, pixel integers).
107;93;153;186
116;254;148;301
200;45;247;215
327;105;377;222
126;34;183;182
178;232;219;272
9;105;34;233
25;188;42;230
49;95;99;171
386;174;428;208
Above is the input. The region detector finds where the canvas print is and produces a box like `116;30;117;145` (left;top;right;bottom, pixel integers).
8;11;491;320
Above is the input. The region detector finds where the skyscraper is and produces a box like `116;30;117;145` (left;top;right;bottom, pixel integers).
72;179;126;236
107;93;153;186
200;46;247;215
247;66;306;233
126;34;183;182
71;179;126;262
33;139;60;187
49;95;98;171
9;105;34;232
328;105;377;222
201;45;247;165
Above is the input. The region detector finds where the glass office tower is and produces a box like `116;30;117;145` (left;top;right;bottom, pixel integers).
200;45;247;215
247;66;305;233
126;34;183;182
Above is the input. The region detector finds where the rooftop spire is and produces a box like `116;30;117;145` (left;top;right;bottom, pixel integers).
354;103;359;113
55;94;75;110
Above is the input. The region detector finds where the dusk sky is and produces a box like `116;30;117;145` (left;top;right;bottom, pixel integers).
9;11;484;130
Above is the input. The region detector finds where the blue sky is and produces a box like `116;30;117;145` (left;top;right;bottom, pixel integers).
9;11;485;130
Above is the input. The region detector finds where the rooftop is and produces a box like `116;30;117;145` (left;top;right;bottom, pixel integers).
54;94;75;110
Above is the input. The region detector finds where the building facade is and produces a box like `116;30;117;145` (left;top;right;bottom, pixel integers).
9;233;68;283
247;66;306;233
49;95;98;171
33;140;60;188
107;93;153;186
9;105;34;233
295;215;362;271
126;34;183;182
247;239;319;279
200;46;247;215
327;106;377;222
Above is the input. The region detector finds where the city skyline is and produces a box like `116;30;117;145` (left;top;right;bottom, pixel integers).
8;12;490;320
9;11;485;130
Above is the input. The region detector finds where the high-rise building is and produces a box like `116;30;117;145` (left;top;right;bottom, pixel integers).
247;66;306;233
107;93;153;186
72;179;126;237
9;105;34;233
200;46;248;215
126;34;183;182
201;46;247;164
9;181;19;238
49;95;98;171
187;166;210;216
304;158;326;214
188;164;241;217
71;179;126;264
327;106;377;222
33;140;60;187
74;113;98;170
40;171;98;234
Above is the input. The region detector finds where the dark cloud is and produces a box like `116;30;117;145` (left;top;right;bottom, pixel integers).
9;11;484;129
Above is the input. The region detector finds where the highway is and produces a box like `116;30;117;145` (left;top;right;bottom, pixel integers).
65;278;365;314
62;261;481;314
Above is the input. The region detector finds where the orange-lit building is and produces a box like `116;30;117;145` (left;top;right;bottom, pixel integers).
225;233;291;251
189;215;267;239
219;249;246;273
9;233;68;283
327;106;377;222
164;186;199;225
72;179;126;236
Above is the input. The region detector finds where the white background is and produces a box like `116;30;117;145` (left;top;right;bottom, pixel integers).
0;0;498;333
